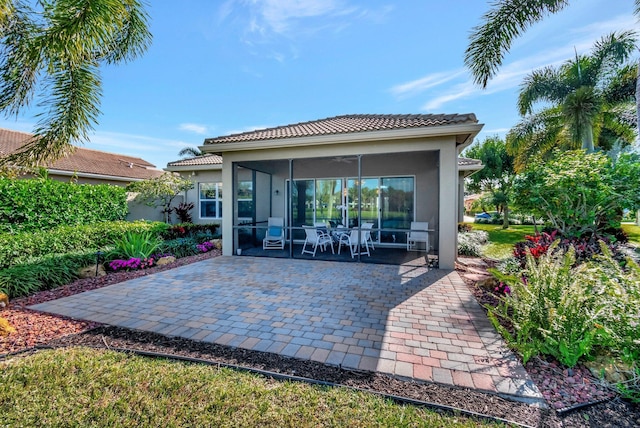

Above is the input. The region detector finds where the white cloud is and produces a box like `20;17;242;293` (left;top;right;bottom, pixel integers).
179;123;209;135
390;69;466;99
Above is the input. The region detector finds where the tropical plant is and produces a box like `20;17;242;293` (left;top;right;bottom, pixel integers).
463;136;516;228
0;0;152;166
506;32;637;169
178;147;203;158
512;150;640;237
127;173;194;223
108;231;161;260
174;202;194;223
490;240;640;367
465;0;640;133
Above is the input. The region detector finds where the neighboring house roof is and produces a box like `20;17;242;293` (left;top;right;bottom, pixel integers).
204;113;478;145
166;154;223;168
0;128;164;181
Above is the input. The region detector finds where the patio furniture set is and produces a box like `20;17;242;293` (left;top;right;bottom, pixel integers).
262;217;431;258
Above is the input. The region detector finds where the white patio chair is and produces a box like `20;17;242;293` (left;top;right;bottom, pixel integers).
263;217;285;250
361;222;375;250
338;228;370;258
407;221;429;252
301;225;334;256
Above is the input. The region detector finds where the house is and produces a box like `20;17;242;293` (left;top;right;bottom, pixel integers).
0;128;164;185
166;114;483;269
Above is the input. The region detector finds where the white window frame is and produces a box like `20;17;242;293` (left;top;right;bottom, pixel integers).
199;182;222;219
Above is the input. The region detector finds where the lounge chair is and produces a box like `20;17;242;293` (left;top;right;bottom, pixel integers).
263;217;285;250
361;222;375;250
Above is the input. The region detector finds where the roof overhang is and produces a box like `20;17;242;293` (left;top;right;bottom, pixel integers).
165;163;223;173
201;123;484;154
47;169;148;182
458;163;484;178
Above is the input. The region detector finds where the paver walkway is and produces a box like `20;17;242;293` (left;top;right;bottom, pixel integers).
31;256;542;403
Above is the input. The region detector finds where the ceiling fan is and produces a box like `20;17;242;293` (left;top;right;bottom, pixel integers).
331;156;357;163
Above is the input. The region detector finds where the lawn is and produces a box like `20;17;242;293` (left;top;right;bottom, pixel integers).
0;348;499;427
469;223;535;259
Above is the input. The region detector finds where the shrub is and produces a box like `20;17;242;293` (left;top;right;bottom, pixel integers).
160;237;200;258
489;242;640;367
457;230;489;257
0;177;128;233
512;150;640;237
513;230;620;267
0;221;168;269
161;223;219;240
0;252;95;298
174;202;194;224
108;231;161;260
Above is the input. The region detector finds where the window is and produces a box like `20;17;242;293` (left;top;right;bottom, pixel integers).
199;182;222;219
237;180;254;219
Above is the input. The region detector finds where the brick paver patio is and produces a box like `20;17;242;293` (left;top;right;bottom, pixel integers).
31;256;542;403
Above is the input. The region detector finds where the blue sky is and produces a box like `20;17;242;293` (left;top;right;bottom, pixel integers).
1;0;637;169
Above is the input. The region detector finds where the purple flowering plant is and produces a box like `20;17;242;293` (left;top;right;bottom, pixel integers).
197;241;215;253
109;257;155;272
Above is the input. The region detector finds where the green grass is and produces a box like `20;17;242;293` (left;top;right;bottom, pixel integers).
468;223;536;260
622;223;640;245
1;348;500;427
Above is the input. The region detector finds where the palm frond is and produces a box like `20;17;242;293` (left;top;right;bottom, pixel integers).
0;3;42;115
9;61;102;166
590;31;638;84
465;0;570;88
518;66;568;115
507;108;566;171
178;147;203;158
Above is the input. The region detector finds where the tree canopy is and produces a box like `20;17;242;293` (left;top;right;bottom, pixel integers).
507;32;638;169
0;0;152;166
464;135;516;228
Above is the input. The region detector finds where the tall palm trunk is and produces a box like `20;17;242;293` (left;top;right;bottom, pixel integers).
583;126;595;153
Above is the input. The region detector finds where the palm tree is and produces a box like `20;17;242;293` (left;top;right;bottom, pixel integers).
465;0;640;135
178;147;204;158
0;0;151;166
507;32;638;170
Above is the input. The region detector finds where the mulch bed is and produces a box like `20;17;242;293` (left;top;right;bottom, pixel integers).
2;251;640;427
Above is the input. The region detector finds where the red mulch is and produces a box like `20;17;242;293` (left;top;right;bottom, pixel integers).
0;250;220;355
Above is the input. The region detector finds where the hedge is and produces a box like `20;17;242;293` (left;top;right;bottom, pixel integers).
0;220;168;270
0;177;128;233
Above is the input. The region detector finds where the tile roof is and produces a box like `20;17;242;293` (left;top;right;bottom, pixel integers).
0;128;164;180
204;113;478;144
458;157;483;167
166;154;223;167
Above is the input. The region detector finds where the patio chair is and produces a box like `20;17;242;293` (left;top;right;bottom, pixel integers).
361;222;375;250
407;221;429;252
338;228;370;258
263;217;285;250
301;225;334;256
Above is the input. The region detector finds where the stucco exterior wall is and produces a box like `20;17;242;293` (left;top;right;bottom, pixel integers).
220;135;459;267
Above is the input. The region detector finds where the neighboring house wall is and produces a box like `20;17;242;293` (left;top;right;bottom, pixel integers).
179;170;223;226
125;193;185;223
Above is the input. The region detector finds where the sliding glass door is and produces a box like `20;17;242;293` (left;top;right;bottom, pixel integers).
290;176;414;245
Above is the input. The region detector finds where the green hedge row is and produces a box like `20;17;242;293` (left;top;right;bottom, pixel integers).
0;220;168;269
0;252;96;298
0;177;128;233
